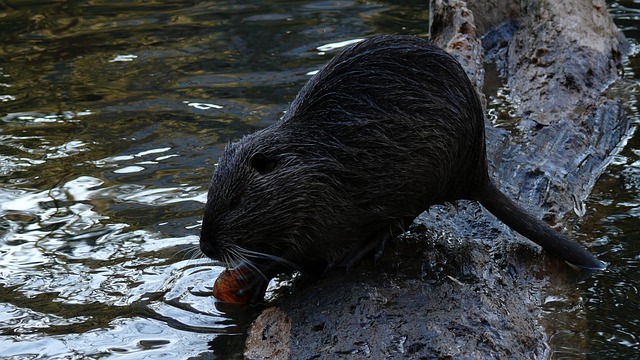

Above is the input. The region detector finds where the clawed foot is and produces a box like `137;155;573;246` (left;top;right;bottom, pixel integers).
331;232;392;269
329;220;408;270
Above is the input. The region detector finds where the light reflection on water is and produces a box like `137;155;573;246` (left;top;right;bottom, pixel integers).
0;0;638;358
0;0;429;358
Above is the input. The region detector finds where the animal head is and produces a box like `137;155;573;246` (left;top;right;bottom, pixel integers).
199;127;359;276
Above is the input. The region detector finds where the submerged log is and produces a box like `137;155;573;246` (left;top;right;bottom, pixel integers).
243;0;629;358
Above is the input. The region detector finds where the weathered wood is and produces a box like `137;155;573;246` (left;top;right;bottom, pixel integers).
484;0;628;219
243;0;629;358
429;0;485;100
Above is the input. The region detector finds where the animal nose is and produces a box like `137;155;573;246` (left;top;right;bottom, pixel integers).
199;235;221;259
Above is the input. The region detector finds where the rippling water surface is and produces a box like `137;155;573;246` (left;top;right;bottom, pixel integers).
0;1;428;358
0;0;638;358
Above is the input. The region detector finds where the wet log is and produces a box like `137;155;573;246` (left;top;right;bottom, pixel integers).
243;0;630;358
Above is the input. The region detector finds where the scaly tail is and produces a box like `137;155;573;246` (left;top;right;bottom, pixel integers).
478;182;604;270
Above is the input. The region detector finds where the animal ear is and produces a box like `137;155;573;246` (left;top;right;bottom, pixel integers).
249;153;277;174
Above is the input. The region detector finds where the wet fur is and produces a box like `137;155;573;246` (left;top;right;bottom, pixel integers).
200;35;602;280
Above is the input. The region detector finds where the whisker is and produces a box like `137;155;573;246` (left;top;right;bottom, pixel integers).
175;243;226;268
185;246;204;261
171;244;211;267
173;245;191;260
227;245;271;282
237;247;303;273
223;252;234;269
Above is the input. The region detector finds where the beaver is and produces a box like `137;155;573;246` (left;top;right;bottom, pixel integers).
199;35;603;292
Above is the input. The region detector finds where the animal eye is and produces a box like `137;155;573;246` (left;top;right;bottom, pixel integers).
249;153;277;174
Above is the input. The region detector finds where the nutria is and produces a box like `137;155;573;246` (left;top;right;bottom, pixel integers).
199;35;603;290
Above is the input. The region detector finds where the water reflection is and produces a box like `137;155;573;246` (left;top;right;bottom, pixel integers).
0;0;430;358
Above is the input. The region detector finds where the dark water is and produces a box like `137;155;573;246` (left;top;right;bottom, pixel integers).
0;0;637;359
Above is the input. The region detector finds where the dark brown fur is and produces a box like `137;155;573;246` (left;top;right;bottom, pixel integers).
200;35;602;285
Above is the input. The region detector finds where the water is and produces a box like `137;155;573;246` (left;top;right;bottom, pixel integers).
0;1;428;358
0;0;638;359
